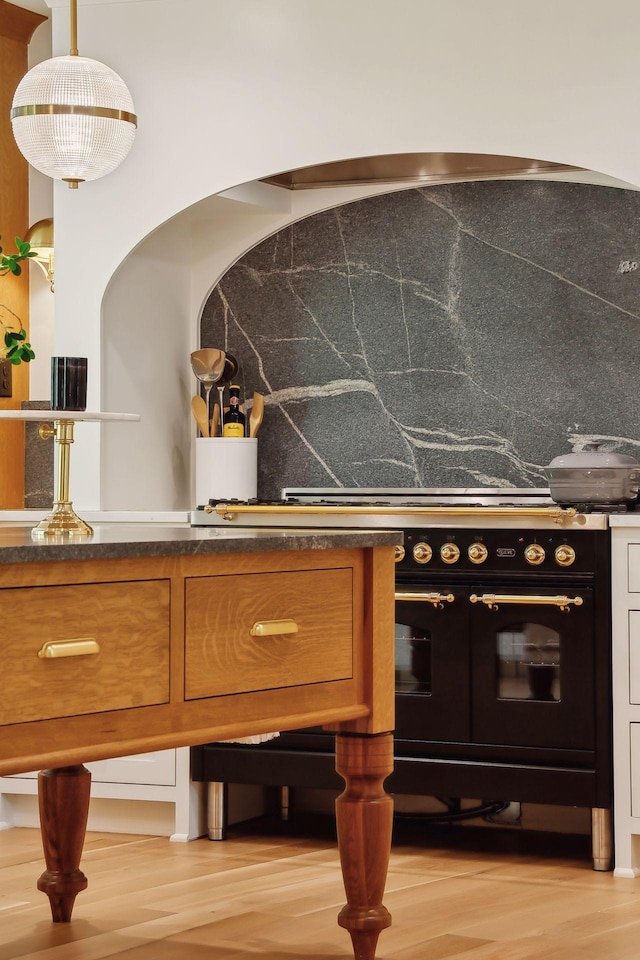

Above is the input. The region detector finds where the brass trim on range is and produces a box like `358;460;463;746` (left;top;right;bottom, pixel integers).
395;590;455;609
11;103;138;126
469;593;583;612
250;619;299;637
206;503;579;525
37;638;100;659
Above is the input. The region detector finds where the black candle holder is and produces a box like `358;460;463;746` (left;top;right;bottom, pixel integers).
51;357;87;411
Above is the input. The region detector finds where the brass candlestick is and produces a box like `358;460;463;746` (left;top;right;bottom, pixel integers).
31;419;93;539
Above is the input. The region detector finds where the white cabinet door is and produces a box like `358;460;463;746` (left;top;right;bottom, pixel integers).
5;750;176;786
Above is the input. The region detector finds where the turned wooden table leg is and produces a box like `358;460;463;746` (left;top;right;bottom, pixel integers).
37;765;91;922
335;732;393;960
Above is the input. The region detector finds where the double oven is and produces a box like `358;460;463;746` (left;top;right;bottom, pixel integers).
190;489;613;869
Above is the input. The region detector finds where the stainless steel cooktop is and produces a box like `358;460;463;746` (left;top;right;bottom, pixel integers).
191;487;616;531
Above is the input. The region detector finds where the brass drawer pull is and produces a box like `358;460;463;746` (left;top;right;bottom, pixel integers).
38;638;101;659
395;591;455;608
469;593;583;612
250;619;299;637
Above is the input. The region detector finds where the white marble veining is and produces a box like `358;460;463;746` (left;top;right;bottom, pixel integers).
201;181;640;498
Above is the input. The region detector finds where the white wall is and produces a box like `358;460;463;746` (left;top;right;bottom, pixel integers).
42;0;640;510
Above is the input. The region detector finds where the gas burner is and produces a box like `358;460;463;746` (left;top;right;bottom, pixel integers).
568;501;636;514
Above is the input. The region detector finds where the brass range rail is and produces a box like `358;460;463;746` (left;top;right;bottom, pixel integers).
205;503;580;525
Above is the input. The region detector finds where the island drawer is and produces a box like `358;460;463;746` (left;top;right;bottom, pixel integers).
184;567;353;699
0;579;170;725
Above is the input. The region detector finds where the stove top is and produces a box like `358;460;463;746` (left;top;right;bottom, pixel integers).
190;488;615;531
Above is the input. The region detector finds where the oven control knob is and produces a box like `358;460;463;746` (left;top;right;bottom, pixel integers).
524;543;546;565
440;542;460;564
468;542;488;564
555;544;576;567
413;542;433;564
394;544;406;563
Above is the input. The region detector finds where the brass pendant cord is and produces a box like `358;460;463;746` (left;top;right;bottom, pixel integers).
70;0;78;56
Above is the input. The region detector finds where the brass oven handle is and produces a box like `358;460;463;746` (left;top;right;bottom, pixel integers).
37;638;101;658
206;503;578;525
395;590;455;609
469;593;583;612
250;619;299;637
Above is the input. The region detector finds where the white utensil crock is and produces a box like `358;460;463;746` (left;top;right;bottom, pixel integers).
195;437;257;506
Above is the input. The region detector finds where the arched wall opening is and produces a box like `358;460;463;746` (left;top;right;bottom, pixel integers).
98;154;640;511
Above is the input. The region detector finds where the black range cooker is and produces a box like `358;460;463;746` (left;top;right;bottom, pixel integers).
190;487;615;870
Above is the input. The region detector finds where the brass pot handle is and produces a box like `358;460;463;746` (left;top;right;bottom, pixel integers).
469;594;583;612
250;619;299;637
38;638;100;658
395;591;455;609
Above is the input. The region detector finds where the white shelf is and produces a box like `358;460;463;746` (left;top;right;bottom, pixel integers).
0;410;139;422
0;410;140;539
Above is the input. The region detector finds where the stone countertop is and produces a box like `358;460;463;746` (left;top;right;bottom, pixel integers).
0;523;402;565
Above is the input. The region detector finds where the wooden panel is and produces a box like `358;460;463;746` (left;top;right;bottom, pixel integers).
326;544;396;735
0;3;44;507
184;567;353;699
0;579;171;724
0;1;46;43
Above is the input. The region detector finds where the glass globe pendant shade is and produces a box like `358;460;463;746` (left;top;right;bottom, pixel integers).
11;55;137;189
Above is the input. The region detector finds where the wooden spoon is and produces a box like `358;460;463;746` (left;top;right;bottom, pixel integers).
211;403;220;437
249;392;264;438
191;395;209;437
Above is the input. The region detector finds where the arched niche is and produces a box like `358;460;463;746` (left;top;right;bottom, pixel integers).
100;154;639;510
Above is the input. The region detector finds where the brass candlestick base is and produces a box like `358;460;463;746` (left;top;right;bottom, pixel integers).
31;420;94;540
31;501;93;539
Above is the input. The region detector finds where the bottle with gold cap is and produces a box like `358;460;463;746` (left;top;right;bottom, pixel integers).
222;384;246;437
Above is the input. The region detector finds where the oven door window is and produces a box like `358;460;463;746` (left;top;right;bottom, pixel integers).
471;585;595;750
396;624;432;693
497;622;560;702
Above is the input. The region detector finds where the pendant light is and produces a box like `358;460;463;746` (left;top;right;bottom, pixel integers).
10;0;137;189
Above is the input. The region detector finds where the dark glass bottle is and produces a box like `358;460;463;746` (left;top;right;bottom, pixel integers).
223;384;246;437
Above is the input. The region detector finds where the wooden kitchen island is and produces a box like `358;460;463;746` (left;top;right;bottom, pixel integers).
0;523;397;960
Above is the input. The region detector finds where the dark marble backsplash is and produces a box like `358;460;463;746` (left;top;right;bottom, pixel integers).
201;180;640;499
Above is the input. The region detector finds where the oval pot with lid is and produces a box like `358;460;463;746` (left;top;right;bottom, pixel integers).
545;442;640;504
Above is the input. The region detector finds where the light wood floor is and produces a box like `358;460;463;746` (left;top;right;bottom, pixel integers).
3;817;640;959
